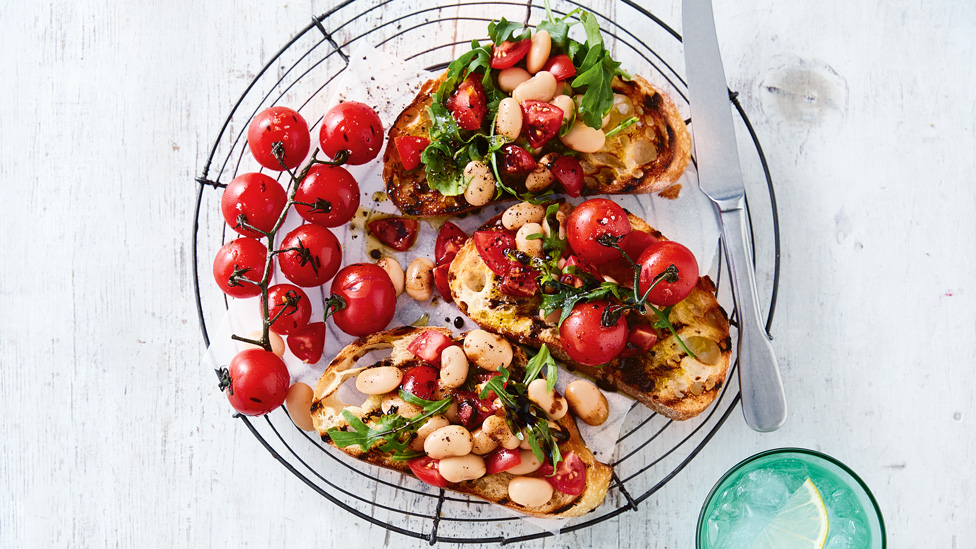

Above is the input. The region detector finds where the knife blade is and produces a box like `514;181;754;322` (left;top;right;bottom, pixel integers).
682;0;787;432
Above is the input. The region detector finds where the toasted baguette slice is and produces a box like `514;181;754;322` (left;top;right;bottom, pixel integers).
383;73;691;217
447;216;732;421
310;326;612;518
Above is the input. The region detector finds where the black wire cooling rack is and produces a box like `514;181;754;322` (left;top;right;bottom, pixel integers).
192;0;781;544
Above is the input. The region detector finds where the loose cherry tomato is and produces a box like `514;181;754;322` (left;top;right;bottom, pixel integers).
541;54;577;81
551;156;585;197
267;283;311;335
501;144;538;176
473;230;517;276
368;217;420;252
620;323;660;358
223;349;290;416
278;224;342;287
318;101;384;165
213;237;267;298
407;330;455;366
293;164;360;228
521;100;564;149
485;447;522;475
490;39;530;69
329;263;397;337
221;173;288;238
566;198;632;265
394;136;430;171
538;452;587;496
637;240;699;306
407;456;449;488
287;322;326;363
560;300;628;366
434;222;468;265
401;364;439;400
247;106;310;171
433;263;453;303
448;74;487;131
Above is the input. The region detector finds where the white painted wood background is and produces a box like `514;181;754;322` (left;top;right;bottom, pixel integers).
1;0;973;547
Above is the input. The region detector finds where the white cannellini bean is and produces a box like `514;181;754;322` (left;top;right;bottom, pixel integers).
381;394;422;418
404;257;435;301
525;162;555;192
516;222;544;257
375;257;405;297
495;97;523;140
506;449;544;475
482;415;521;449
409;414;452;451
470;428;500;455
560;120;606;153
565;379;609;426
462;161;496;207
502;202;546;231
498;66;531;93
241;329;285;357
508;477;554;507
526;30;551;74
512;71;558;103
355;366;404;395
424;425;474;459
284;382;315;431
527;378;568;420
439;345;469;389
550;94;576;125
439;454;487;483
463;329;513;371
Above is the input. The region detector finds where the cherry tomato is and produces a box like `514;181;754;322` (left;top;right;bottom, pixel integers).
559;300;628;366
500;264;539;297
213;237;267;298
521;100;564;149
407;330;455;366
400;364;439;400
472;372;503;400
433;263;453;303
500;144;538;176
247;106;310;171
318;101;384;165
329;263;397;337
620;323;660;358
394;136;430;171
267;283;311;335
490;39;530;69
278;224;342;287
293;164;360;228
223;349;290;416
637;240;699;306
368;217;420;252
601;231;660;285
407;456;449;488
551;156;585;197
538;452;587;496
473;230;517;276
541;54;577;81
453;391;498;430
287;322;326;363
560;255;600;288
485;447;522;475
619;230;658;261
566;198;632;265
434;222;468;266
448;74;487;131
221;173;288;237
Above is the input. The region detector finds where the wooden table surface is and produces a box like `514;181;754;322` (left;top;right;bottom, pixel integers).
2;0;973;547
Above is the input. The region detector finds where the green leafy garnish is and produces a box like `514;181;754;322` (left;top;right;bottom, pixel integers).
523;345;559;395
487;18;530;45
326;393;452;459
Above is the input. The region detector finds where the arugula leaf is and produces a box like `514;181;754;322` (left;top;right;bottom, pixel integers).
488;18;530;45
326;395;451;458
540;281;627;326
524;345;559;395
537;5;581;50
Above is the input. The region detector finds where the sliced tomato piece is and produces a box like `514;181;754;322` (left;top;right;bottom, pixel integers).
491;39;530;69
407;456;449;488
473;230;518;276
473;372;503;400
500;264;539;296
561;255;601;286
621;323;660;358
454;391;498;430
407;330;455;366
286;322;326;363
500;144;537;176
368;217;419;252
485;448;522;475
434;221;468;266
449;74;487;131
394;136;430;171
521;100;564;149
541;54;576;81
433;263;453;303
551;155;585;197
401;365;439;400
538;452;587;496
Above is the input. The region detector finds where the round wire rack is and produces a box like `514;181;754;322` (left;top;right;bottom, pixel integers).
192;0;781;544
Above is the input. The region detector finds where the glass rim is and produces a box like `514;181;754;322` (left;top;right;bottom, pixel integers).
696;447;887;547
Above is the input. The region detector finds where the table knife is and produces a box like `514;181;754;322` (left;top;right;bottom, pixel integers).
682;0;787;432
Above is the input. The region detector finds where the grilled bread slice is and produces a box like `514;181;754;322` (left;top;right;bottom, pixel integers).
447;216;731;421
383;73;691;217
310;326;613;518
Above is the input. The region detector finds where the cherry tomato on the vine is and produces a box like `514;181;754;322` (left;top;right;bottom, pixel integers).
221;173;288;237
267;283;311;336
287;322;326;364
293;164;360;228
223;349;290;416
559;300;628;366
551;155;585;198
247;106;310;171
490;39;530;69
448;74;487;131
368;217;419;252
319;101;384;165
566;198;632;265
538;452;587;495
394;136;430;172
521;100;564;149
637;240;699;306
277;224;342;287
329;263;397;337
213;237;267;299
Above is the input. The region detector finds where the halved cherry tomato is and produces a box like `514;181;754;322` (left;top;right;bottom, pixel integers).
318;101;384;165
541;54;577;81
434;222;468;266
565;198;632;265
223;349;290;416
448;74;487;131
473;230;517;276
287;322;326;363
500;264;539;297
454;391;498;430
521;100;564;149
267;283;311;335
212;237;267;299
551;155;585;197
293;164;360;228
329;263;397;337
433;263;453;303
538;452;586;496
490;39;530;69
637;240;699;306
247;106;310;171
560;300;628;366
278;224;343;287
368;217;419;252
485;448;522;475
407;330;455;366
401;365;439;400
620;323;659;358
394;135;430;171
407;456;449;488
500;144;537;176
560;255;601;288
221;173;288;238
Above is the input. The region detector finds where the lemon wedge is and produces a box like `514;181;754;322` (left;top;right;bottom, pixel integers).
749;478;830;549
